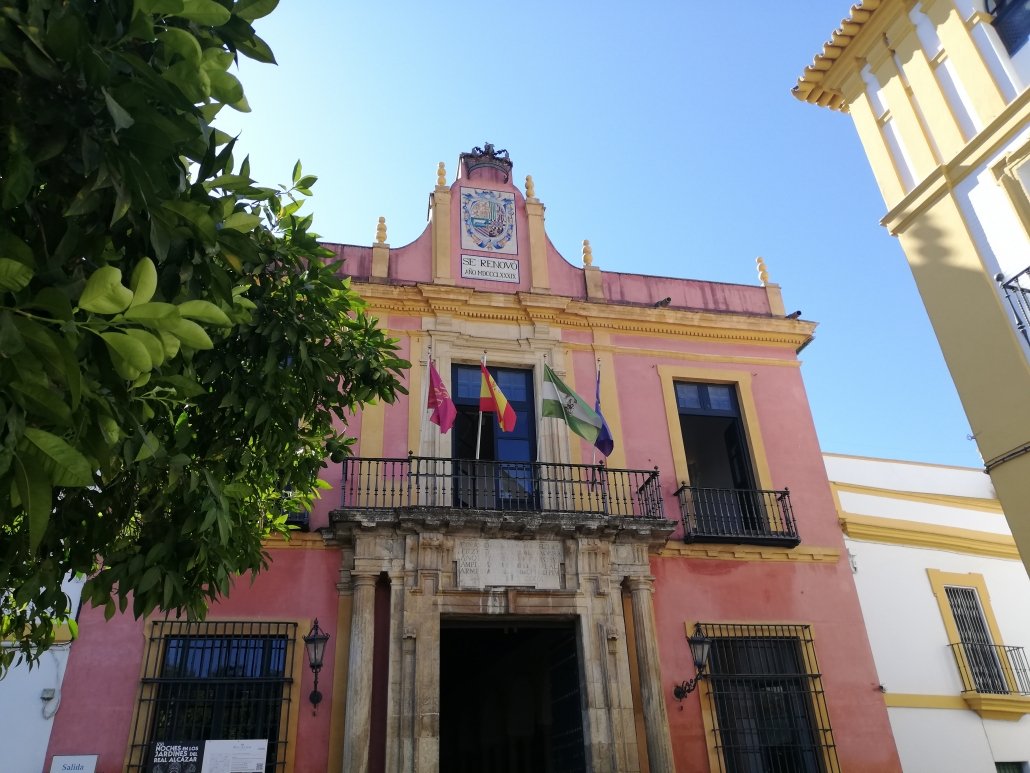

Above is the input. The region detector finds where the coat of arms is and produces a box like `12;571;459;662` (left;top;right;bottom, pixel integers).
460;187;517;254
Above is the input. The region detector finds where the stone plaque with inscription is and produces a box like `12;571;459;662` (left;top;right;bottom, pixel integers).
456;538;563;589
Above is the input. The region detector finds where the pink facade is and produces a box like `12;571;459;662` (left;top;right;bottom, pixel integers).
46;146;899;773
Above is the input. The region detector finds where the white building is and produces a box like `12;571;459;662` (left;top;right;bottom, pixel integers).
0;576;84;773
825;453;1030;773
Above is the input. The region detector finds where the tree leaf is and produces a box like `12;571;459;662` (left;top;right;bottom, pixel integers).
177;300;231;327
158;26;201;65
102;331;153;373
79;266;133;314
169;318;213;349
0;258;33;292
179;0;231;26
221;212;260;232
125;328;166;367
22;428;94;486
124;301;179;322
128;257;157;307
13;456;52;552
235;0;279;22
102;88;134;130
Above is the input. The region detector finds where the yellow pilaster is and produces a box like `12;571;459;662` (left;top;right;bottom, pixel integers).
431;163;453;285
923;0;1006;124
407;334;424;453
358;399;385;458
526;193;550;293
884;12;964;160
869;40;938;182
842;72;908;205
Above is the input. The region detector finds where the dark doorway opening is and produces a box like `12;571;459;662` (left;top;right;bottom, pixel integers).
440;620;587;773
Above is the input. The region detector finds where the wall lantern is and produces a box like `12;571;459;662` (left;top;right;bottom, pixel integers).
673;624;712;701
303;618;331;714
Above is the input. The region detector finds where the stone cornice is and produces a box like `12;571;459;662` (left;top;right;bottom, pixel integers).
352;282;816;351
326;508;676;550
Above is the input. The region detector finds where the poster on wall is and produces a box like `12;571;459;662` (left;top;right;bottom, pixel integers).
460;187;517;254
148;742;202;773
199;740;268;773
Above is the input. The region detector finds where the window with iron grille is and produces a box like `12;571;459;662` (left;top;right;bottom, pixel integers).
699;623;840;773
996;763;1027;773
127;621;297;773
945;586;1009;693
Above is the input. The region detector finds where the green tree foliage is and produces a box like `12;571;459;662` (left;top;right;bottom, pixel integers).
0;0;408;672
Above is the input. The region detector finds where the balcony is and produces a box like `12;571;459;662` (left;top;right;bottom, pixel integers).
675;485;800;546
339;455;666;519
999;266;1030;346
949;641;1030;720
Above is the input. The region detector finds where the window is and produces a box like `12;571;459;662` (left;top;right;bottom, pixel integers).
997;762;1028;773
675;382;754;493
127;621;298;773
699;623;840;773
946;586;1009;693
988;1;1030;56
451;364;536;510
674;382;798;544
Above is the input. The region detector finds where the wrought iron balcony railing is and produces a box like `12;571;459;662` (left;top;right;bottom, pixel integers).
999;266;1030;346
675;485;800;546
949;641;1030;695
340;455;665;518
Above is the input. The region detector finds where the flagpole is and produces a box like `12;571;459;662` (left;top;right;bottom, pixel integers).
476;353;485;461
591;359;599;468
418;346;433;456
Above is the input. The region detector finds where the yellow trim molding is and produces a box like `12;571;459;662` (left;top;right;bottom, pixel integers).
659;543;840;563
830;480;1003;514
263;532;331;550
883;693;968;710
352;282;815;352
841;513;1019;559
962;693;1030;720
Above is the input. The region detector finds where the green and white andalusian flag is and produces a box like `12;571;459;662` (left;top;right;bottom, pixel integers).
541;364;604;444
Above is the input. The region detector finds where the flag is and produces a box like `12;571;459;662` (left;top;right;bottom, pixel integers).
594;371;614;457
480;363;517;432
541;364;605;446
427;360;456;433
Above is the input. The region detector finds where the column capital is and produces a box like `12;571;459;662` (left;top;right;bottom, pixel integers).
351;572;379;589
625;575;655;593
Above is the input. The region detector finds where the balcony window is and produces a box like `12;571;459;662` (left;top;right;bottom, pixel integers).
127;621;298;773
946;586;1030;696
674;382;799;545
988;0;1030;56
698;623;841;773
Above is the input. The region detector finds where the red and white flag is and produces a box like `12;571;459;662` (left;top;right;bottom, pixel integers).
427;360;457;433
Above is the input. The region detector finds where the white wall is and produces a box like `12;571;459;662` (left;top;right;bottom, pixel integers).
826;454;1030;773
0;577;83;773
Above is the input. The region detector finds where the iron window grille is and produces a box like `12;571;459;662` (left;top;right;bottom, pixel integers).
127;620;297;773
698;623;841;773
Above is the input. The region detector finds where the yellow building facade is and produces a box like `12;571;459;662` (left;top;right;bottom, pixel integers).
795;1;1030;571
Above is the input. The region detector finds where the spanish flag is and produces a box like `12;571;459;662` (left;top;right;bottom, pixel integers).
480;363;517;432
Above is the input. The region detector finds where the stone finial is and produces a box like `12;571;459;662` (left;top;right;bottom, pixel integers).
437;162;446;187
582;239;593;267
756;256;769;286
375;216;387;245
525;175;536;199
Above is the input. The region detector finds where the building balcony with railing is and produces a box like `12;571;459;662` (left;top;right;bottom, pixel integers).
949;641;1030;720
999;265;1030;348
675;484;801;547
334;455;669;527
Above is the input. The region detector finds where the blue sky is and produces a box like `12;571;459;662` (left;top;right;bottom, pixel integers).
217;1;981;468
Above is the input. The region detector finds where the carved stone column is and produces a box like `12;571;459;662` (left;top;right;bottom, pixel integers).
342;572;378;773
626;576;675;773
